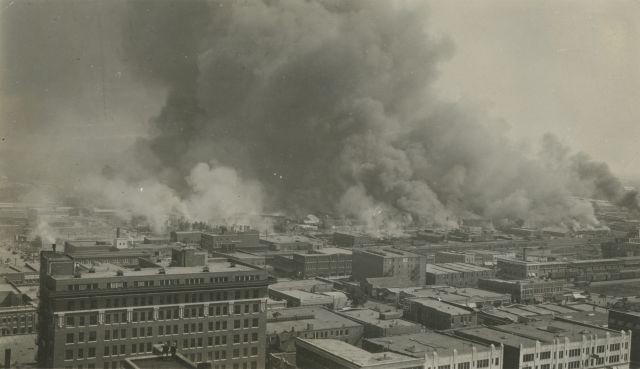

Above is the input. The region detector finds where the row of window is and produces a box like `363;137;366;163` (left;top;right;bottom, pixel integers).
432;360;499;369
66;275;262;292
64;289;263;311
524;344;624;362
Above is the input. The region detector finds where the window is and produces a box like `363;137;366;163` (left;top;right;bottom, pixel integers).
523;354;534;362
476;359;489;368
457;363;470;369
252;318;259;327
234;320;240;329
540;351;551;360
88;348;96;358
66;333;74;344
65;350;73;360
569;349;580;357
89;332;96;342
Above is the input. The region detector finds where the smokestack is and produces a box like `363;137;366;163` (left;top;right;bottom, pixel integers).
52;244;56;253
4;348;10;369
523;247;527;262
116;227;120;238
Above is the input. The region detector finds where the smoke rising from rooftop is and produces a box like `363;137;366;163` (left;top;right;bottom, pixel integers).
2;0;637;231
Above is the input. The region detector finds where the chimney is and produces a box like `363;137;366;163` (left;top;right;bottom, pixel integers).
116;227;120;238
52;244;57;253
522;247;527;261
4;349;10;369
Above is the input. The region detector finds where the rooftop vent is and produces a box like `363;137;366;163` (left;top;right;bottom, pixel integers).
116;270;124;276
73;271;81;278
203;266;210;272
230;262;236;268
159;268;166;274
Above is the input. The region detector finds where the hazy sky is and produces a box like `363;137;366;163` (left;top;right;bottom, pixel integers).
426;0;640;181
1;0;639;183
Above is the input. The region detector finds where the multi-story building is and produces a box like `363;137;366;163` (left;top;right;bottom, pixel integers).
332;232;375;248
295;338;423;369
456;319;632;369
363;332;503;369
425;263;494;287
404;298;476;330
496;258;629;281
212;251;266;268
169;231;203;245
608;310;640;367
37;248;271;369
601;230;640;257
352;248;426;286
266;306;363;353
201;228;260;252
260;235;321;252
435;251;475;264
272;248;352;278
478;278;565;303
337;309;421;339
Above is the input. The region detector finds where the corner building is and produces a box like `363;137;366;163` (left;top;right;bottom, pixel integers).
37;249;270;369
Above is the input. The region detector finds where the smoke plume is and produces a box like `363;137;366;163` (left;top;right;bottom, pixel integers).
2;0;638;232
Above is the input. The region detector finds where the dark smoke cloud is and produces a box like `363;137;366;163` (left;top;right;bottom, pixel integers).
2;0;637;231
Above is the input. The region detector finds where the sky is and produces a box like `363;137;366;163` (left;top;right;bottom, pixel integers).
426;0;640;182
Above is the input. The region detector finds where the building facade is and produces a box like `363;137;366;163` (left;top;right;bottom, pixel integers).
37;249;270;369
478;278;565;303
425;263;495;287
352;248;426;286
404;298;476;330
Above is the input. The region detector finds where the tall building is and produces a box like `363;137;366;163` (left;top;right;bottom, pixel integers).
37;248;271;369
352;248;426;285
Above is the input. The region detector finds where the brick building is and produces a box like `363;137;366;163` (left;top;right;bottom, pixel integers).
352;248;426;286
37;248;270;369
478;278;565;303
404;298;476;330
425;263;494;287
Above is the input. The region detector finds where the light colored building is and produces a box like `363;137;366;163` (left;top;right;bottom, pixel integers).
456;319;632;369
364;332;503;369
295;338;423;369
337;308;421;339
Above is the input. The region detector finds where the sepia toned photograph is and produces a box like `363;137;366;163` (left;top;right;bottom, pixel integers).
0;0;639;368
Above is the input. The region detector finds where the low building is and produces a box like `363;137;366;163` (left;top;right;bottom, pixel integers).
295;338;423;369
496;257;636;282
478;278;565;303
211;250;266;267
398;286;511;308
266;307;363;353
260;235;321;252
426;263;495;287
269;279;333;293
288;248;352;278
353;248;426;286
268;289;335;308
435;251;475;264
169;231;202;245
201;228;260;251
609;310;640;367
0;283;37;336
456;319;632;369
363;332;503;369
405;298;476;330
332;232;375;248
337;308;421;338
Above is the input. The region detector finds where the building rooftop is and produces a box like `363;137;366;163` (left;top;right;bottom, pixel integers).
315;247;352;255
125;355;195;369
456;326;538;348
488;319;616;345
267;307;360;334
401;286;510;304
271;289;333;304
296;339;418;368
366;331;493;358
339;309;419;329
269;279;331;292
426;263;491;274
260;235;319;244
408;298;472;315
49;258;260;280
357;247;422;259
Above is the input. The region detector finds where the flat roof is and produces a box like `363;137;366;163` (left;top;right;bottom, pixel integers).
271;289;333;302
358;247;422;258
494;320;615;343
269;279;330;291
50;259;260;280
127;356;195;369
297;339;417;367
267;307;360;334
260;235;318;244
315;247;352;255
339;309;419;329
427;263;491;274
366;332;493;358
408;298;472;315
456;326;538;348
